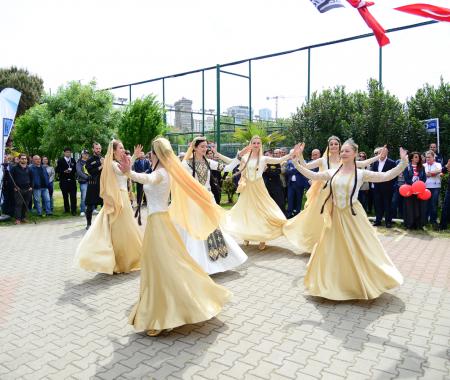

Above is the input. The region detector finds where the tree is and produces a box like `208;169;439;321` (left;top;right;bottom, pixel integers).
0;66;44;117
361;79;409;154
40;81;120;159
287;85;357;154
13;104;50;156
287;80;410;157
117;95;166;153
233;122;286;148
407;78;450;158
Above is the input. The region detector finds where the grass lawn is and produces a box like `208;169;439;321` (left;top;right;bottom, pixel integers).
2;186;449;238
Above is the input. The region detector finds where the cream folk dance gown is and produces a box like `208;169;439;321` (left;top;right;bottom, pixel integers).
222;154;290;242
74;161;142;274
293;158;407;300
283;154;378;253
127;168;231;331
177;158;248;274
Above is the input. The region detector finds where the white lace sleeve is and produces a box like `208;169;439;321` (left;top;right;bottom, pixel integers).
362;159;408;183
127;170;164;185
293;160;331;181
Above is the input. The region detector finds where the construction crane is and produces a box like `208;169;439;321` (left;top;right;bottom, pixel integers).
266;96;286;120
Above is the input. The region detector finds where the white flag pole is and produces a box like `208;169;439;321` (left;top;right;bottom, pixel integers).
436;118;440;153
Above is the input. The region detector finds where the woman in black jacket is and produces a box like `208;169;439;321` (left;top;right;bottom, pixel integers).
403;152;427;229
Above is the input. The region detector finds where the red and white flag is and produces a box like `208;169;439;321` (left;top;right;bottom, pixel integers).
394;3;450;22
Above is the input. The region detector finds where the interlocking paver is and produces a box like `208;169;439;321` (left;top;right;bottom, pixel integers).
1;218;450;379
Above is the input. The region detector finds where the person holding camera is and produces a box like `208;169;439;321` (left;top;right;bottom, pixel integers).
10;153;33;224
56;147;77;215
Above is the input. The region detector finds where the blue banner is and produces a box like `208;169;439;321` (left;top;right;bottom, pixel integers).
3;118;13;137
425;119;438;133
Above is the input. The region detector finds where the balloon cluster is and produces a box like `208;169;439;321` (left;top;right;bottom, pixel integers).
399;181;431;200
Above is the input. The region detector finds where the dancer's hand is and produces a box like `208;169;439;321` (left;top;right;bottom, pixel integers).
292;143;304;158
238;145;251;158
133;144;143;157
118;155;132;173
399;147;408;161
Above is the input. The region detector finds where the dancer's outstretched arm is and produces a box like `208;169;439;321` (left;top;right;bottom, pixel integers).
265;151;294;165
293;160;331;181
118;156;164;185
291;143;330;181
210;144;233;165
357;154;378;168
363;148;408;183
297;155;322;170
356;146;385;168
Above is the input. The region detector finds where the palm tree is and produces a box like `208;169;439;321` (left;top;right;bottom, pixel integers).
233;122;285;149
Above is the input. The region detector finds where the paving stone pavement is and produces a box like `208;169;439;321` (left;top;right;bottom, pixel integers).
1;216;450;380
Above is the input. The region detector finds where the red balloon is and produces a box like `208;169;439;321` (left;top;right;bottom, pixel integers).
411;180;426;195
399;184;412;197
418;189;431;201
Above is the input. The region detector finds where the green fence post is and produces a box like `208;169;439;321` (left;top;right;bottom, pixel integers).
379;46;383;89
162;78;166;125
216;64;221;151
249;60;252;122
307;48;311;102
202;70;205;136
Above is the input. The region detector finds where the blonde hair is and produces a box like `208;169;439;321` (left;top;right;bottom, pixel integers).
234;135;263;179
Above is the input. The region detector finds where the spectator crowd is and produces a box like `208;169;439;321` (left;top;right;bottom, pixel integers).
1;141;449;231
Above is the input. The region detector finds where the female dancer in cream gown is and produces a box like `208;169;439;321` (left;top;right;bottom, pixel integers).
221;136;297;250
120;137;231;336
292;140;407;300
74;140;142;274
178;136;247;274
283;136;380;254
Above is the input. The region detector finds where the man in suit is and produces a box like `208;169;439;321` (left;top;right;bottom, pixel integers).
133;150;151;207
56;147;77;215
85;142;103;229
285;154;309;218
371;147;396;228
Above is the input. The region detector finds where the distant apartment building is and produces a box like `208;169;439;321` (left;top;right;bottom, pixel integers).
193;115;215;133
258;108;272;121
226;105;252;125
174;97;193;131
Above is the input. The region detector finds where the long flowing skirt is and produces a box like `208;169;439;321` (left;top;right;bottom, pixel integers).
74;191;142;274
129;212;231;331
177;226;248;274
283;186;327;253
222;178;286;242
305;202;403;300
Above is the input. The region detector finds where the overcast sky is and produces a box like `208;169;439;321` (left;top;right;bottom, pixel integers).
3;0;450;117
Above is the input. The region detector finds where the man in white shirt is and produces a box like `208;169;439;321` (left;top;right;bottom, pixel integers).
424;150;442;227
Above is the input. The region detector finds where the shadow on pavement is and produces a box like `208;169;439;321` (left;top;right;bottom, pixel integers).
284;293;429;378
95;318;225;378
56;272;140;316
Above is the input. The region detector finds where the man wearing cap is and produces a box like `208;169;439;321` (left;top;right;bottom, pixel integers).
76;149;90;217
56;147;77;215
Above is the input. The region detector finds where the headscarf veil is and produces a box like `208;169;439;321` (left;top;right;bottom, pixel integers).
100;140;123;224
152;137;223;240
183;136;206;162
